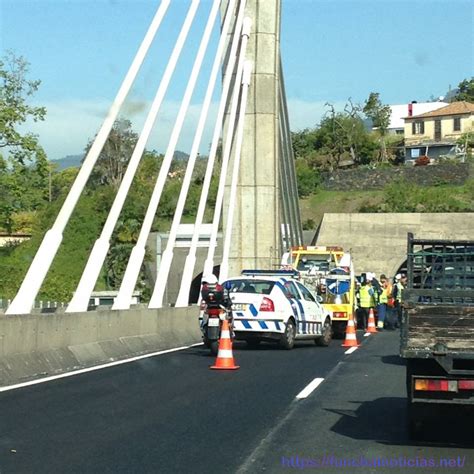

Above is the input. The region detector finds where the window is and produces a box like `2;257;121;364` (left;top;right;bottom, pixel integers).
283;281;300;300
227;279;275;295
412;121;424;135
296;282;316;302
453;117;461;132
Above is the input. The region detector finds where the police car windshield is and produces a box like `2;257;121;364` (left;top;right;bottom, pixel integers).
226;279;275;295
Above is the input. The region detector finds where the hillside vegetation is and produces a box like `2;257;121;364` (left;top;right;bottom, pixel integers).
300;177;474;230
1;52;472;302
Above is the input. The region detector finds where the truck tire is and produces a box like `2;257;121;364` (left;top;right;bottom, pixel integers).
316;318;333;346
331;321;345;339
279;319;296;350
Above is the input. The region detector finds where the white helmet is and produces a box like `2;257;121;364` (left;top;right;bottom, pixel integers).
202;274;218;285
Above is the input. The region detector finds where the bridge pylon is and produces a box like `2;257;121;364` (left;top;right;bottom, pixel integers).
222;0;302;278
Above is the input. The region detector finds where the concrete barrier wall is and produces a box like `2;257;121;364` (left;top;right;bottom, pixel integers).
0;305;202;388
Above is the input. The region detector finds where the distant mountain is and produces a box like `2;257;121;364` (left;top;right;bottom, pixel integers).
174;150;189;161
52;150;189;170
52;154;83;170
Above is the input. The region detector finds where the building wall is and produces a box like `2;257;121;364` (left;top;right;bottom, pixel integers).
405;114;473;146
0;235;31;247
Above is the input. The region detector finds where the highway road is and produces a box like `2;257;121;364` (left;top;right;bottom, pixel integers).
0;330;473;474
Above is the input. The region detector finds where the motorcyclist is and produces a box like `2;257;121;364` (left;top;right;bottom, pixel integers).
200;274;234;342
201;274;226;309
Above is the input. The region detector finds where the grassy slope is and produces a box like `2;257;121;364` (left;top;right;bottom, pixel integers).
300;179;474;229
300;189;385;228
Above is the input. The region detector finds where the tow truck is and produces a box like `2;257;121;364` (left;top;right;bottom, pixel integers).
281;246;356;337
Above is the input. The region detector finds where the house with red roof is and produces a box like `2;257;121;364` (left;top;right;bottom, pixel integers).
403;101;474;161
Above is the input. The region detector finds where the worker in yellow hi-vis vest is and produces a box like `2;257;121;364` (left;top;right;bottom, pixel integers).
358;273;376;331
376;275;391;330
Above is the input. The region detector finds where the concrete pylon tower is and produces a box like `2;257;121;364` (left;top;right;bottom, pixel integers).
222;0;283;275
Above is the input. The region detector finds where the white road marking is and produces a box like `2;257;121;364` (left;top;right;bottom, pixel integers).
364;332;371;337
344;346;358;354
0;342;203;393
296;377;324;399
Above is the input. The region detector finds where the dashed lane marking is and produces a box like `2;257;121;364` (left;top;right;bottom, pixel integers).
344;346;358;355
296;377;324;399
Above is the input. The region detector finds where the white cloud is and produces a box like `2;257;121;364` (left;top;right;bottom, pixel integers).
24;97;346;161
25;98;220;161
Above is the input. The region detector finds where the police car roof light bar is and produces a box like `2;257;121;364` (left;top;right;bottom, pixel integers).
241;269;299;277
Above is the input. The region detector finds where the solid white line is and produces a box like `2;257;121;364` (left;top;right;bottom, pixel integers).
345;346;358;355
364;332;371;337
296;377;324;399
0;342;203;393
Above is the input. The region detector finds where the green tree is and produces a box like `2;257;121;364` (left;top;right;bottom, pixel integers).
313;103;377;169
0;51;46;164
295;158;320;197
85;117;138;189
363;92;391;162
452;78;474;103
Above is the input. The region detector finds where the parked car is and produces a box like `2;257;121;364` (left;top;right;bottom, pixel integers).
224;270;333;349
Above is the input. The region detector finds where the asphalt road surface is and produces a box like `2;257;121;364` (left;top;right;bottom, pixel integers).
1;330;473;474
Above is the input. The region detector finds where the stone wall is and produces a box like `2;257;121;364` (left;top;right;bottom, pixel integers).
321;162;470;191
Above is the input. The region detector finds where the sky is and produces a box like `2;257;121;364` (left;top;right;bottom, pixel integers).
1;0;473;161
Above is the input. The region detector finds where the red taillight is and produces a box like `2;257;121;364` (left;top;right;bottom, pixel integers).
333;312;347;319
414;378;474;392
259;297;274;312
414;379;457;392
207;308;221;317
459;380;474;390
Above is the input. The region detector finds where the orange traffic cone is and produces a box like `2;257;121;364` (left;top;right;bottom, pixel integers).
210;319;240;370
367;308;378;333
342;317;360;347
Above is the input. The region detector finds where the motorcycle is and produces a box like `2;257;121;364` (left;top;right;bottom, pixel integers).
200;281;233;355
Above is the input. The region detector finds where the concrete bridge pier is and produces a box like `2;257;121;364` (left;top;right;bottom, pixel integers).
223;0;283;276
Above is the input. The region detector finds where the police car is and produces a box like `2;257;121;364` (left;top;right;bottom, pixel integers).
224;270;332;349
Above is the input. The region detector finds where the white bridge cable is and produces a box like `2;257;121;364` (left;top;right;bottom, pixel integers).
5;0;171;315
278;85;296;249
174;5;249;307
202;19;251;279
66;0;201;313
113;0;223;310
145;0;238;309
219;60;252;282
279;60;303;245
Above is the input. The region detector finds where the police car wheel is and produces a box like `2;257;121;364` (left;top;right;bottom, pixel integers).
315;318;332;346
279;319;296;350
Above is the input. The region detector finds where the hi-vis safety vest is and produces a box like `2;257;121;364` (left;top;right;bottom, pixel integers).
359;285;375;308
379;287;389;304
395;281;404;302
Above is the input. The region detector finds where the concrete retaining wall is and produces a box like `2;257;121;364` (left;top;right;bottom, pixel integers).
0;305;202;388
316;213;474;278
